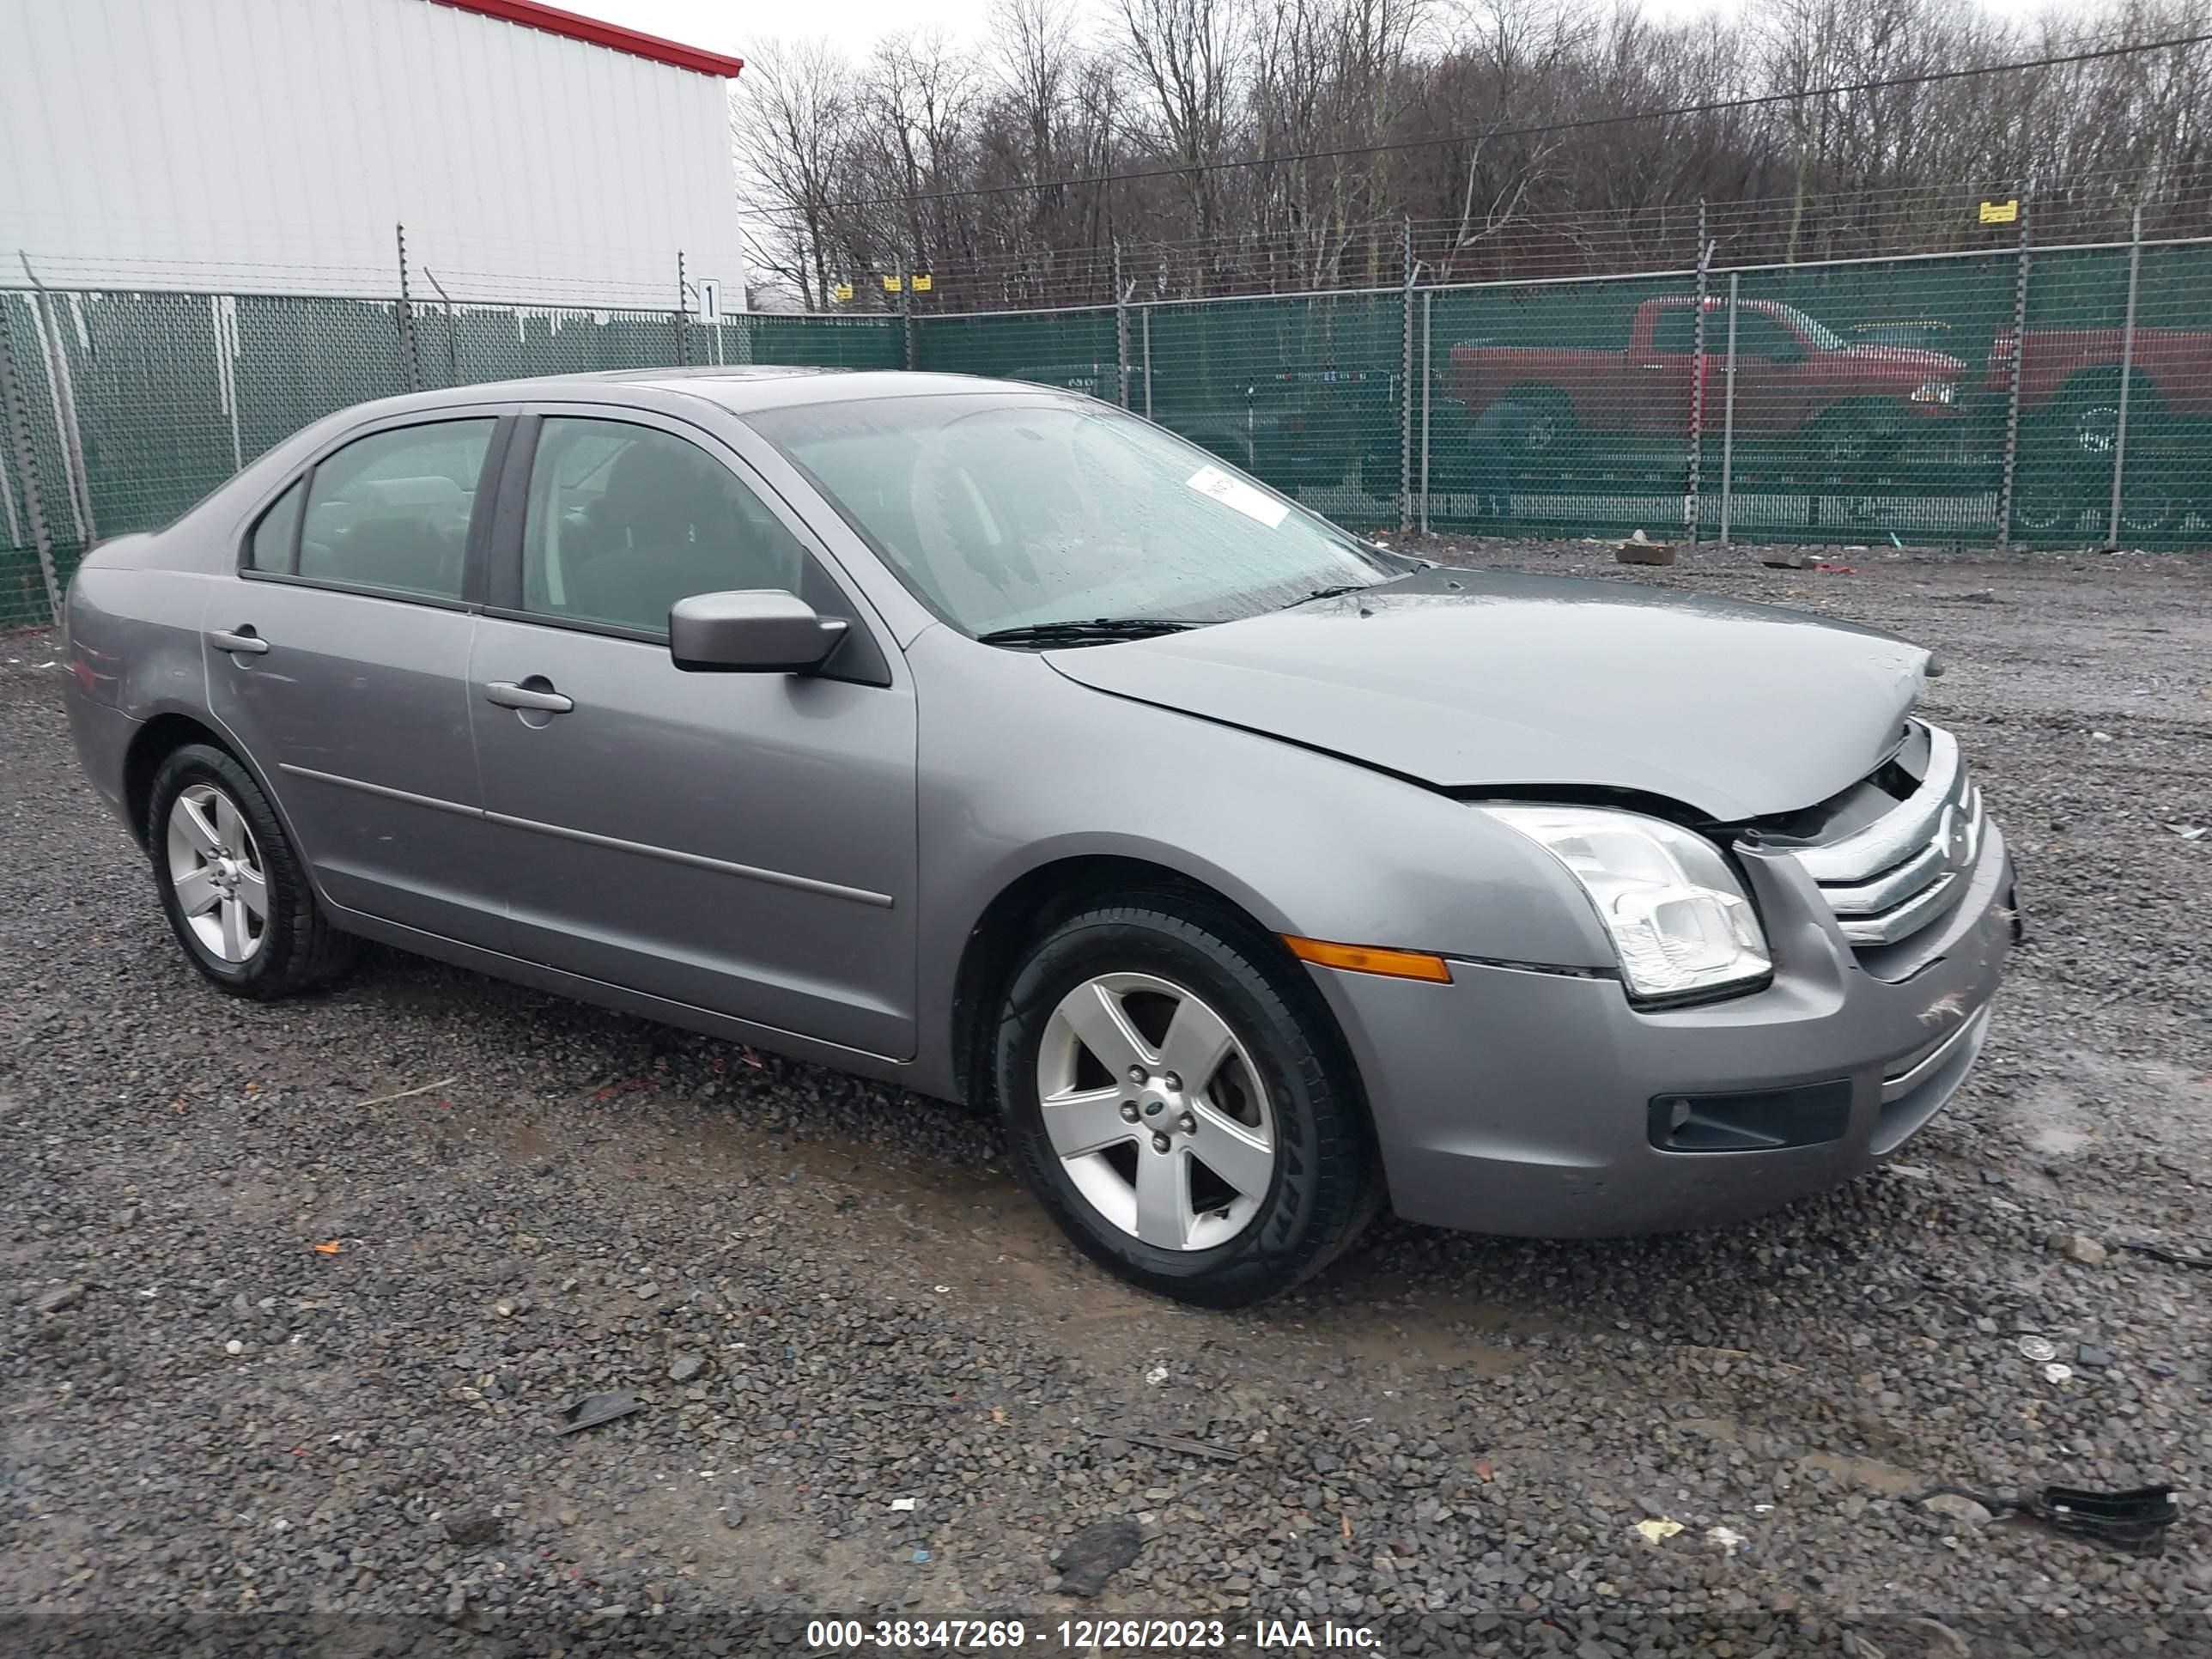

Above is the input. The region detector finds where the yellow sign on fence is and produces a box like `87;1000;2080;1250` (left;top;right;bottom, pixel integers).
831;282;854;302
882;274;903;293
1978;198;2020;225
912;273;933;292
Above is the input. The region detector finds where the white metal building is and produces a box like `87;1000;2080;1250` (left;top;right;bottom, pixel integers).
0;0;747;307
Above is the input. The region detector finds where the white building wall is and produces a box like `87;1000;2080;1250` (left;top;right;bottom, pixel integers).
0;0;746;307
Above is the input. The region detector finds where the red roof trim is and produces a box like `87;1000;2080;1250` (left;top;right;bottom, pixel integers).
426;0;744;77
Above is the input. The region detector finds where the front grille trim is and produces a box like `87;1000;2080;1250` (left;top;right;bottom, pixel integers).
1793;726;1962;883
1790;724;1984;948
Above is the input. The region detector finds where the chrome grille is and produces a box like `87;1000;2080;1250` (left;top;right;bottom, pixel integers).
1794;725;1984;946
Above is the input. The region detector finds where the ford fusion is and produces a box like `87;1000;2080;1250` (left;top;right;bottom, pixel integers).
64;368;2015;1306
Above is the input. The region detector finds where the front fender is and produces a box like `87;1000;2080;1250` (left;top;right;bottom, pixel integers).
906;630;1617;1091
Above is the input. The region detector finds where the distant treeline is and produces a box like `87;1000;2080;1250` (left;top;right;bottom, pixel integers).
735;0;2212;309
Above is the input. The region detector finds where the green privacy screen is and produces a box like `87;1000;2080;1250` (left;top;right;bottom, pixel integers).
7;243;2209;628
0;294;903;628
1410;244;2211;548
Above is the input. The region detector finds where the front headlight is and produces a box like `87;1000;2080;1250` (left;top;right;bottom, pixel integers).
1481;805;1771;1001
1909;380;1955;404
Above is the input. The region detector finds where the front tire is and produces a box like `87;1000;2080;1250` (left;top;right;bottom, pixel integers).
1502;386;1575;460
994;896;1380;1307
147;744;354;998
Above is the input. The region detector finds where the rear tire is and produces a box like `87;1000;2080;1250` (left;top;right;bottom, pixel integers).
994;895;1381;1308
147;744;354;999
2009;476;2081;536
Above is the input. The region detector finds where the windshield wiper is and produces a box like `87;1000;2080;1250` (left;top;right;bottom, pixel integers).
976;617;1203;648
1289;583;1378;605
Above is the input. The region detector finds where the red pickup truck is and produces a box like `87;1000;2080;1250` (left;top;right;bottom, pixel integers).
1446;297;1966;465
1988;325;2212;452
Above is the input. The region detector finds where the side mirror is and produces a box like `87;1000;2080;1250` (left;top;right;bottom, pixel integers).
669;590;848;673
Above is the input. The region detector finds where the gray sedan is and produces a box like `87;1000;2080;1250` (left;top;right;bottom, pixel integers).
63;369;2016;1306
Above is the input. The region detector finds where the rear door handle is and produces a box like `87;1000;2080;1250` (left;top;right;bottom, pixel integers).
485;680;574;714
207;628;270;655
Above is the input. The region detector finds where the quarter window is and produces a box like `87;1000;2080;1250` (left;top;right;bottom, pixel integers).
1649;307;1698;354
298;419;495;600
247;479;303;573
1735;313;1802;360
521;417;807;635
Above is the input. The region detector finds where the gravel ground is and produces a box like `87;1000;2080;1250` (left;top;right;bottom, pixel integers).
3;540;2210;1657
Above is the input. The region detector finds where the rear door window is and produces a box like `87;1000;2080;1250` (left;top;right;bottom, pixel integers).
1735;313;1802;360
296;419;495;600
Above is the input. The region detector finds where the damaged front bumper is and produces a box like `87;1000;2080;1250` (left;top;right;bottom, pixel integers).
1312;817;2015;1238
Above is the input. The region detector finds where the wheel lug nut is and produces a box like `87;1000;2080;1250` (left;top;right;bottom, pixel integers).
1151;1133;1171;1153
1163;1073;1182;1091
1120;1102;1139;1122
1179;1114;1196;1134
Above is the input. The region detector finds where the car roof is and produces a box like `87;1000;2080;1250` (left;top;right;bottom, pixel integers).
379;367;1079;416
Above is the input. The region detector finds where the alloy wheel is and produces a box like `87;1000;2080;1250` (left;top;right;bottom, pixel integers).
166;781;268;963
1035;972;1277;1251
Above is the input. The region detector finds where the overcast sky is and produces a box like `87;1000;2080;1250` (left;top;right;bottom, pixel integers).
562;0;2085;68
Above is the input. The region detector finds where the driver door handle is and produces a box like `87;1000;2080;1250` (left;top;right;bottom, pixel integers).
485;680;574;714
207;628;270;655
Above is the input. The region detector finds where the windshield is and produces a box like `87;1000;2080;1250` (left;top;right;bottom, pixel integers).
745;394;1395;637
1773;304;1846;352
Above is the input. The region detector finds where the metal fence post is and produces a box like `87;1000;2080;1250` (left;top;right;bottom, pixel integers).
675;252;690;367
1141;306;1153;419
1687;220;1711;543
210;295;244;474
1400;219;1415;535
422;267;461;387
395;223;422;392
1114;242;1131;409
0;300;64;623
2106;205;2143;548
18;256;94;545
1996;204;2031;550
1419;289;1433;534
900;259;916;371
1719;273;1741;546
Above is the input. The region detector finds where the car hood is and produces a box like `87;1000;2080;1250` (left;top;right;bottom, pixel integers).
1042;569;1929;821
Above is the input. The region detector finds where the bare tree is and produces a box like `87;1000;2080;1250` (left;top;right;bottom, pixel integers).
1116;0;1246;276
733;37;860;309
727;0;2212;309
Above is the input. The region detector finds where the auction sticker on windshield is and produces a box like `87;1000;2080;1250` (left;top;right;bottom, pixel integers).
1186;464;1290;528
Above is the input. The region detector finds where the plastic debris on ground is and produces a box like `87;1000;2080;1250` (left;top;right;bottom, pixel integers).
554;1389;642;1435
1051;1517;1142;1595
2037;1484;2179;1553
1634;1518;1684;1543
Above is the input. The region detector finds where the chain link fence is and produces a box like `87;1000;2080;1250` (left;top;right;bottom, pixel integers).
0;288;903;629
6;228;2209;629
